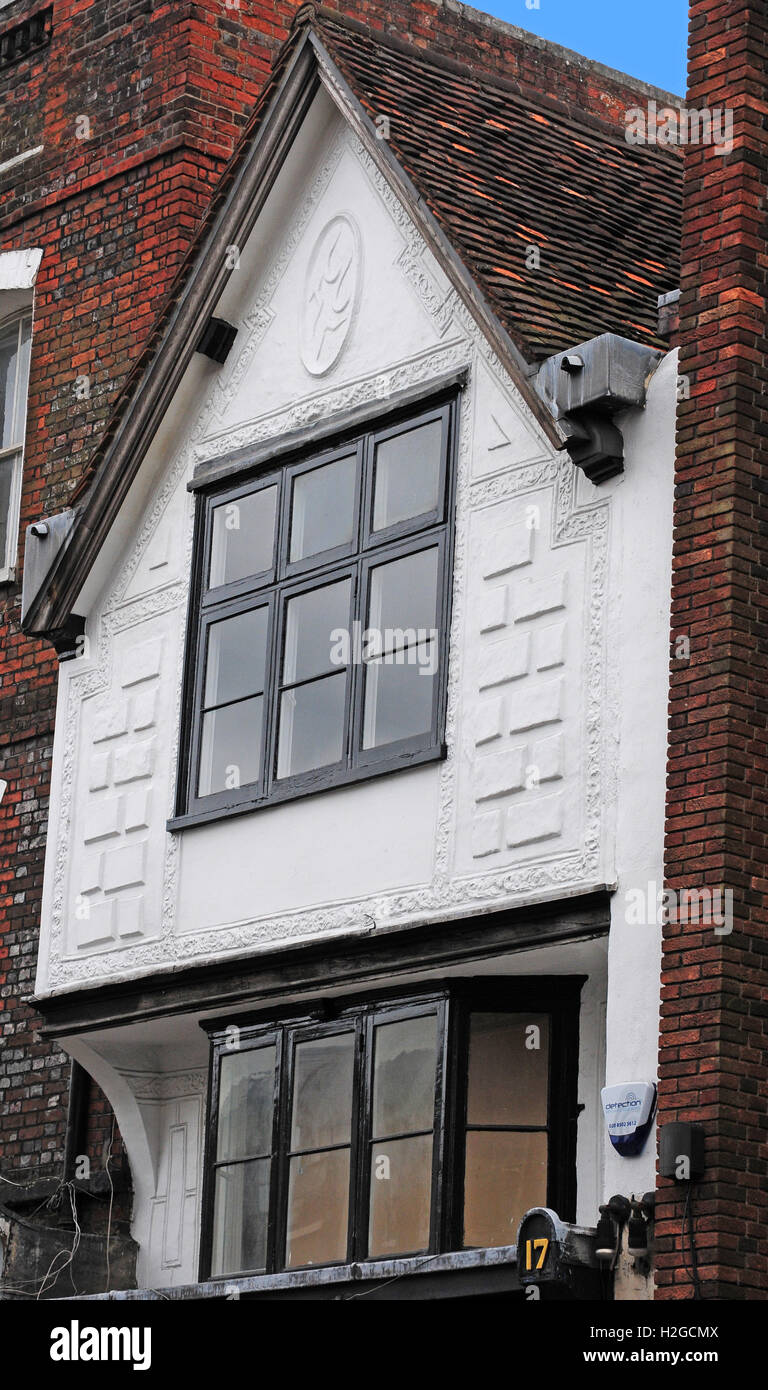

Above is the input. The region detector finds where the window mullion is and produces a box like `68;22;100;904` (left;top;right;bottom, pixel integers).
348;556;364;771
430;996;451;1255
263;586;282;802
269;1026;292;1274
350;1009;374;1262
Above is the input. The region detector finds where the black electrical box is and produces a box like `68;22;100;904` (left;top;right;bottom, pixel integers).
659;1122;705;1181
196;316;238;364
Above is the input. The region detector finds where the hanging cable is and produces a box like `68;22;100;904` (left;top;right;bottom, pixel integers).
680;1181;702;1300
104;1116;116;1293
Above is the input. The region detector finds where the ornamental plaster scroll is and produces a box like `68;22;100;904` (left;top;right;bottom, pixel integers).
121;1069;208;1103
43;126;608;988
300;212;362;375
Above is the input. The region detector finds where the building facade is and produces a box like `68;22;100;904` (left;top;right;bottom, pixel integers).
2;0;764;1303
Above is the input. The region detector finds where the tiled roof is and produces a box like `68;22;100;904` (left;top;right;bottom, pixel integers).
313;5;682;359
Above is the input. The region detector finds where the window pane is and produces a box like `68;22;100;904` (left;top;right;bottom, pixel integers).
290;454;357;562
209;485;277;588
217;1046;276;1161
363;646;436;750
198;695;263;796
286;1149;350;1268
463;1130;547;1249
373;419;442;531
204;607;268;708
0;454;13;566
467;1013;550;1127
372;1015;437;1138
0;321;19;450
277;673;345;778
367;548;439;651
291;1034;354;1152
368;1135;432;1258
282;580;350;685
211;1159;270;1276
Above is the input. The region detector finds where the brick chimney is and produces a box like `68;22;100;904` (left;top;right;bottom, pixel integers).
655;0;768;1299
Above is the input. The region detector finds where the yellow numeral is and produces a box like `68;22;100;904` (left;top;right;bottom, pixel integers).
524;1237;549;1271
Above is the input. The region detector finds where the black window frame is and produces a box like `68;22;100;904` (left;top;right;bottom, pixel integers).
199;977;582;1282
172;392;460;829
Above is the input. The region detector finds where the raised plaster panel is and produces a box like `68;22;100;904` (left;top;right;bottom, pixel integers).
479;586;508;634
58;612;177;961
74;899;116;949
477;633;531;691
473;746;526;802
83;797;121;844
453;476;598;879
40;121;610;991
87;751;111;791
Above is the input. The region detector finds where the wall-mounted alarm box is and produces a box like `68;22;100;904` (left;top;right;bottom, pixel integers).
601;1081;657;1156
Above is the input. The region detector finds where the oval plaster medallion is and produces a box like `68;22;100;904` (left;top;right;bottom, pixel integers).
300;213;361;376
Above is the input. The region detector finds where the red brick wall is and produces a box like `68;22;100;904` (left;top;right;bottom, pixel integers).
655;0;768;1300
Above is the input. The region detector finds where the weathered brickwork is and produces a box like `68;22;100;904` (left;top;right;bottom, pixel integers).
656;0;768;1300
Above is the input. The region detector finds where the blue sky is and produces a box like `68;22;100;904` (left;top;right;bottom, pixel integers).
482;0;688;96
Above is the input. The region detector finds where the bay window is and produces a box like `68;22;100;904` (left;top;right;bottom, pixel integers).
201;980;581;1279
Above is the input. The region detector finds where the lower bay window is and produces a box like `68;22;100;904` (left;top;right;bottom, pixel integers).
201;980;581;1279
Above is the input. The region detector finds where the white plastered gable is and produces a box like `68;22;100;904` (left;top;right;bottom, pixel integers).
37;91;612;992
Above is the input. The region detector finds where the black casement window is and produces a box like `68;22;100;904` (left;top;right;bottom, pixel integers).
174;395;459;824
200;980;581;1279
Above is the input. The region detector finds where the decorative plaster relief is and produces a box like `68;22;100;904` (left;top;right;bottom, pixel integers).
455;473;592;874
59;609;177;961
300;213;361;375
